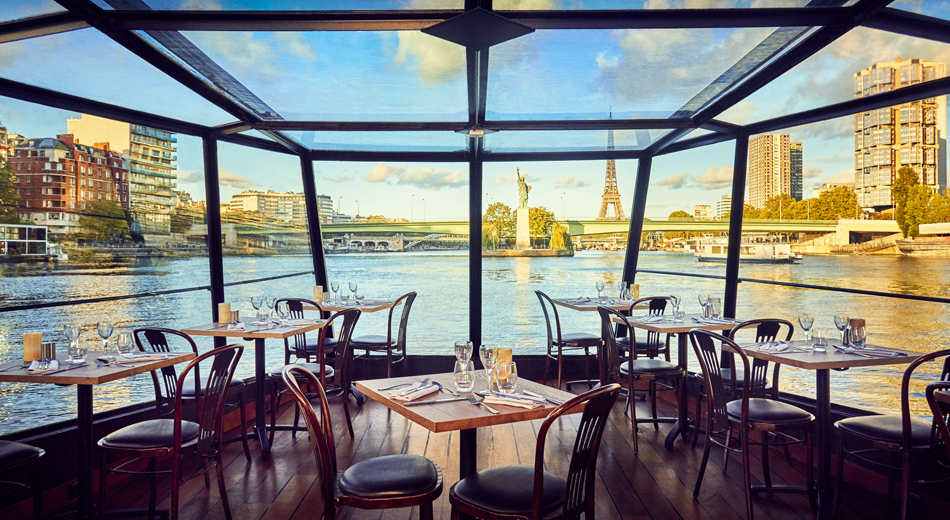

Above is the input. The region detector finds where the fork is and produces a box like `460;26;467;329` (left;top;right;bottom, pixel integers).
467;395;499;414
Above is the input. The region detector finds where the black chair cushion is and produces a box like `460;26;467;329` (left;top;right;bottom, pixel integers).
726;398;813;425
339;454;438;499
621;359;682;376
0;440;43;470
180;376;244;397
302;337;337;352
835;414;933;445
100;419;199;450
617;336;668;354
269;363;334;379
350;335;393;348
452;465;565;515
560;332;601;346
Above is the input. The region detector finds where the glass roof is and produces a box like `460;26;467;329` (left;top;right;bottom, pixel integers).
1;0;65;22
289;131;468;152
893;0;950;22
93;0;464;10
495;0;858;9
483;129;669;152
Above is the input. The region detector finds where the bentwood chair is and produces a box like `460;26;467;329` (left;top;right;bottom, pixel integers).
282;365;443;520
448;384;620;520
350;292;416;378
689;329;815;520
0;441;44;520
598;306;684;454
268;307;361;440
616;296;673;362
833;348;950;520
133;327;252;462
98;344;243;520
536;290;603;390
274;298;338;368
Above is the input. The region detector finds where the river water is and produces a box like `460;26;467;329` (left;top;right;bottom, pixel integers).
1;250;948;435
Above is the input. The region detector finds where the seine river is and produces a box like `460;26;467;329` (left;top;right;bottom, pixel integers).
1;250;949;435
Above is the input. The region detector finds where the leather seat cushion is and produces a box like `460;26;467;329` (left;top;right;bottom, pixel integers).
560;332;601;346
617;336;668;352
270;363;334;379
100;419;199;450
452;465;565;515
727;399;813;425
0;440;43;469
621;359;682;376
302;337;337;352
180;376;244;397
351;335;393;348
339;454;438;499
835;414;933;445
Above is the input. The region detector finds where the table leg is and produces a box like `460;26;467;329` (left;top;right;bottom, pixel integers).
253;337;272;459
77;384;94;519
816;369;832;519
664;332;690;450
459;428;477;479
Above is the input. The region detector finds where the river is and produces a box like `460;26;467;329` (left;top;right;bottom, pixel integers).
1;250;948;435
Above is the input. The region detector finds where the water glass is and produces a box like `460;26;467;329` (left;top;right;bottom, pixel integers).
850;324;867;348
673;304;686;323
709;299;723;320
454;340;473;363
798;313;814;342
116;333;134;355
453;361;476;393
67;337;88;364
355;289;365;305
494;361;518;394
813;328;828;352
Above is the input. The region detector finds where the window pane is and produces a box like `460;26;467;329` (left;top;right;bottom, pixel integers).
289;131;468;152
1;0;66;22
484;129;669;152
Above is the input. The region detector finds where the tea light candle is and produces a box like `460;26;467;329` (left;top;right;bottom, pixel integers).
23;333;42;362
314;286;324;302
630;284;640;300
495;347;513;364
218;303;231;323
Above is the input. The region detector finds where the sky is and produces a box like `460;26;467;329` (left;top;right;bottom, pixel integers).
2;0;950;220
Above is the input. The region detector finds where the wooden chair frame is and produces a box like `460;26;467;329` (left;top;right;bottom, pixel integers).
536;290;602;390
352;291;416;378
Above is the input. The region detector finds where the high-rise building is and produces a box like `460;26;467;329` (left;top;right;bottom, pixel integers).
716;194;732;219
693;205;714;220
748;134;800;208
228;190;307;224
790;142;803;200
853;57;946;212
317;194;334;223
67;115;178;234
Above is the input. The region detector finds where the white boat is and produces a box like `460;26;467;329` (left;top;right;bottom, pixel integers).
694;236;802;264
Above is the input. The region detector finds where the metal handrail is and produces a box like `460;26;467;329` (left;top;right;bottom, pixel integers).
0;270;314;313
636;268;950;305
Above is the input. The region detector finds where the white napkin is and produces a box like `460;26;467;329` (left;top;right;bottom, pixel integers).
230;322;245;331
840;347;904;358
118;354;170;363
636;316;669;323
389;382;442;401
284;319;318;326
758;341;790;352
566;297;591;303
693;317;734;325
28;359;59;374
483;396;542;409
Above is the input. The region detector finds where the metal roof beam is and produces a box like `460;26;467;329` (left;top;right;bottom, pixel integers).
0;12;88;44
700;119;741;135
508;8;851;30
309;150;468;162
862;7;950;45
483;149;645;162
249;119;691;132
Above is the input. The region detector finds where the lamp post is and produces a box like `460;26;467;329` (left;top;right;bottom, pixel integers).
411;194;414;222
562;192;566;220
356;200;359;217
338;196;343;213
423;198;426;222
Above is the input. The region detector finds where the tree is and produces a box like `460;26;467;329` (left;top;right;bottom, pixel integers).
528;206;554;236
80;200;130;241
550;222;573;252
901;185;936;237
668;210;692;220
0;156;22;224
811;187;859;220
665;210;693;239
760;193;805;220
365;214;388;222
893;166;920;235
482;202;513;249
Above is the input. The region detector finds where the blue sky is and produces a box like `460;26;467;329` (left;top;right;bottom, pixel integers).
2;0;950;220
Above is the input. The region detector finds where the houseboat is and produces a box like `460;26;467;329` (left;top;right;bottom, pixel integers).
694;236;803;263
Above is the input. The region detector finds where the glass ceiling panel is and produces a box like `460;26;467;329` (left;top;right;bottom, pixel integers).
1;0;65;22
486;26;802;120
289;131;468;152
893;0;950;22
484;129;669;152
718;26;950;126
93;0;463;10
495;0;856;9
141;30;467;122
0;28;234;126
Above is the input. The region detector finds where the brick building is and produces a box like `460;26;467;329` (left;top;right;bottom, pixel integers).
10;134;130;235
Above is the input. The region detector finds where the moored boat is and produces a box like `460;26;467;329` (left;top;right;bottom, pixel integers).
694;236;802;263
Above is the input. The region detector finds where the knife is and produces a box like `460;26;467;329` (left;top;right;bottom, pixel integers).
42;363;89;376
0;363;31;373
523;390;564;405
399;382;437;396
404;397;469;406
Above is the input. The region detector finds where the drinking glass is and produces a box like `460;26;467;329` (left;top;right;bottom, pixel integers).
250;296;264;324
813;328;828;352
67;337;88;364
265;296;277;324
454;340;473;363
833;313;849;345
622;287;633;301
97;320;114;350
355;289;365;305
798;313;814;342
698;293;710;317
116;333;134;355
494;361;518;394
595;281;606;302
850;323;867;348
670;294;681;308
673;304;686;323
709;299;723;320
618;280;626;297
349;281;358;302
275;303;287;326
63;323;82;352
330;281;340;303
453;361;476;393
479;345;497;393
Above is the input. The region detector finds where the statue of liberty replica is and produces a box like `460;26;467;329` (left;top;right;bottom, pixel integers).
515;168;531;247
516;167;530;208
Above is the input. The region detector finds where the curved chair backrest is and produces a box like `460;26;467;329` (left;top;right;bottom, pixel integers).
276;298;325;357
388;292;417;352
727;319;794;399
628;296;673;358
534;384;621;520
535;290;564;350
173;344;243;460
324;307;362;393
925;381;950;464
899;349;950;452
597;306;628;386
628;296;671;317
282;365;339;519
689;329;753;435
134;327;200;417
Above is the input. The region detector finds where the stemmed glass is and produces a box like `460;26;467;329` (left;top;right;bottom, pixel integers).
330;281;341;303
697;293;710;317
63;323;82;352
798;313;814;342
479;345;497;394
670;294;681;308
709;299;723;320
349;281;358;303
833;313;850;346
275;302;287;326
265;296;277;325
250;296;264;325
617;280;626;298
97;320;114;350
595;281;606;302
455;341;473;363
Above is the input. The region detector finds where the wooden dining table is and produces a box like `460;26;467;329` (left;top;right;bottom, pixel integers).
552;297;645;312
181;320;326;459
303;299;395;314
735;340;921;520
0;350;195;520
355;373;578;478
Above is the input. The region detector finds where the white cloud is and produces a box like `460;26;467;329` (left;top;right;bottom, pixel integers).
188;30;317;84
823;168;854;184
366;163;404;183
392;32;465;85
553;176;591;188
696;165;733;190
365;163;467;190
654;172;690;189
596;52;619;70
804;166;823;179
219;170;261;189
276;33;318;62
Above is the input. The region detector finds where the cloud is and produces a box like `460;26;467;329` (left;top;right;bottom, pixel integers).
276;33;318;62
493;170;539;185
219;170;262;189
326;174;354;183
188;30;317;84
596;52;619;69
553;176;591;188
392;31;465;85
364;163;467;190
696;165;733;190
176;170;203;184
823;168;854;184
804;166;823;179
653;172;690;189
366;163;403;183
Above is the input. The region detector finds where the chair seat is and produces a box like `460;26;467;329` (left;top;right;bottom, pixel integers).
350;335;393;349
180;376;245;397
339;454;438;499
621;359;683;376
835;414;933;445
559;332;601;346
617;336;669;354
452;465;565;515
726;398;813;425
0;440;43;469
302;336;337;352
270;363;334;379
100;419;199;450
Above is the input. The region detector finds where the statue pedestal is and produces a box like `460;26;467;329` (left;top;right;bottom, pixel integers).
515;207;530;248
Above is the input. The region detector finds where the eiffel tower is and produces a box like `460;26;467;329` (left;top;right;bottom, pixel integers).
597;124;625;220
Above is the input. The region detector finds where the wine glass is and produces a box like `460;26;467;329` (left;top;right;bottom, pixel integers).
798;313;814;342
63;323;82;352
455;340;473;363
349;281;358;302
479;345;497;393
670;294;681;308
595;281;606;302
697;293;710;317
96;320;114;350
617;280;626;297
330;281;341;303
833;313;850;345
250;296;264;324
275;302;287;326
265;296;277;325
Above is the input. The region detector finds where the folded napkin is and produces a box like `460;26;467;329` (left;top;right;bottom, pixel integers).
636;316;669;323
839;347;904;358
483;395;542;409
693;317;735;325
118;354;171;363
566;297;591;303
284;319;319;326
230;322;246;331
757;341;790;352
28;359;59;374
389;382;442;401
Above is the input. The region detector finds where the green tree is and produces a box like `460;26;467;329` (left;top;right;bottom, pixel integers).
759;193;805;220
80;200;130;241
365;214;388;222
482;202;513;249
668;210;692;220
665;210;693;239
550;222;573;252
0;155;22;224
901;185;936;237
528;206;554;236
811;186;859;220
893;166;920;235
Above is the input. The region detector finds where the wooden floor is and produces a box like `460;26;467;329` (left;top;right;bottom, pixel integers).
103;387;937;520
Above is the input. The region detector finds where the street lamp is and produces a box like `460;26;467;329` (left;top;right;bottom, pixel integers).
423;198;426;222
338;196;343;213
562;192;566;220
356;200;359;217
411;194;414;222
